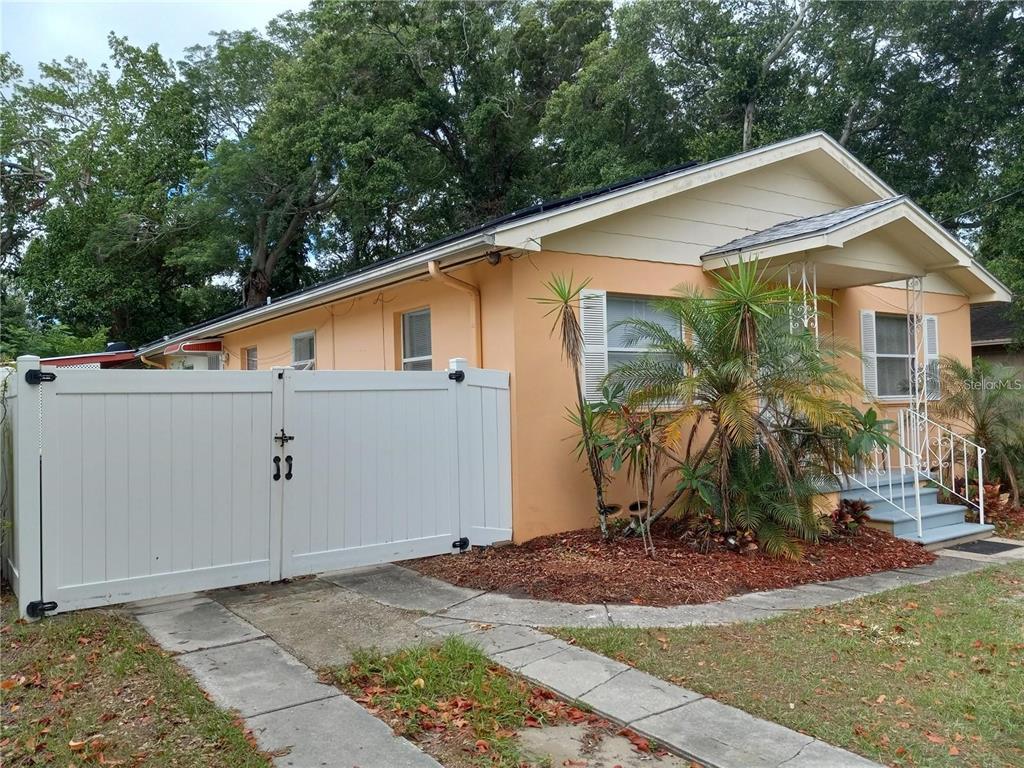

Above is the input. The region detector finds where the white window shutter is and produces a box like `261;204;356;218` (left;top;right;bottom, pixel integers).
924;314;940;399
579;289;608;402
860;310;878;397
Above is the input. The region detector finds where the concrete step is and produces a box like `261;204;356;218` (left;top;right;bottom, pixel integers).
904;522;995;550
889;505;969;538
861;498;961;526
842;486;940;517
831;470;918;493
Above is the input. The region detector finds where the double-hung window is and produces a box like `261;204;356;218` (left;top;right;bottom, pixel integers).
291;331;316;370
579;290;682;401
860;311;939;399
401;308;432;370
243;346;258;370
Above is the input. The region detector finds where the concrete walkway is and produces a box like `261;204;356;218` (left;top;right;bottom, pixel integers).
127;594;441;768
321;553;1009;768
325;552;990;629
130;547;1012;768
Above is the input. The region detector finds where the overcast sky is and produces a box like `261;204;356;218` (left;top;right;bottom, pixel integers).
2;0;310;81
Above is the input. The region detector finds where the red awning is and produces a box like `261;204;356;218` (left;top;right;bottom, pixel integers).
163;339;223;355
41;351;138;368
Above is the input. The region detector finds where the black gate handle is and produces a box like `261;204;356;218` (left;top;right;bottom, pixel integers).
272;456;281;481
285;455;293;480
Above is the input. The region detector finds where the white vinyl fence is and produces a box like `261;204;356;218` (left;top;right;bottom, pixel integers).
2;356;512;618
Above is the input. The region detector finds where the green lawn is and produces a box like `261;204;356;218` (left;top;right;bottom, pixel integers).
1;597;269;767
553;562;1024;768
334;635;624;768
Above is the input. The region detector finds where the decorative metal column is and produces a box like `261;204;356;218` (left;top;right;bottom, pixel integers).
905;275;926;539
786;261;818;341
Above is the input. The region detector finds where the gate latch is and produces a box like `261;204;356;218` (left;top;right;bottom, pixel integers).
274;429;294;446
452;537;470;553
25;370;57;385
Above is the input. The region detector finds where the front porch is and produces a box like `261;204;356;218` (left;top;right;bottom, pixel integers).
701;196;999;548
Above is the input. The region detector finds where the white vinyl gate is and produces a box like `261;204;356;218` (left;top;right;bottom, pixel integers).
2;356;512;618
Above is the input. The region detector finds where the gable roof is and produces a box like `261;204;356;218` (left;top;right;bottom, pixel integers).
702;197;904;257
139;131;1009;354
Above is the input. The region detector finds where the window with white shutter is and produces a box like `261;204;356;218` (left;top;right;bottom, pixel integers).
579;289;607;402
860;310;878;397
579;291;683;402
860;311;939;399
924;314;940;399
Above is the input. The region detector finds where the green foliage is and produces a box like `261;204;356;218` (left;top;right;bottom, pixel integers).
2;1;1022;344
845;407;897;459
609;261;860;556
830;498;872;535
0;292;107;360
935;356;1024;506
535;273;614;536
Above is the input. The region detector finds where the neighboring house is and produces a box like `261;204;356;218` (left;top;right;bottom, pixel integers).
41;343;139;369
971;303;1023;368
137;132;1011;542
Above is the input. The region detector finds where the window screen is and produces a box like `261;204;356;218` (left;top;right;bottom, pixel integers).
402;309;432;371
292;332;315;369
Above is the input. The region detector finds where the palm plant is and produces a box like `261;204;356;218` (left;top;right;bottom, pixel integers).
609;260;861;557
534;274;615;537
935;356;1024;506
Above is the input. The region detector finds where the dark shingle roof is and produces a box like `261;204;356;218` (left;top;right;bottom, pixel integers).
971;303;1020;345
702;196;904;257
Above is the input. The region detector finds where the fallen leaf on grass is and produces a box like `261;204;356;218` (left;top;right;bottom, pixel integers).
412;677;425;689
474;739;490;753
925;732;945;744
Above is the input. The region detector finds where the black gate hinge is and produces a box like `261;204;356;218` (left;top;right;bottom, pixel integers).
448;370;465;383
26;600;58;619
25;370;57;385
451;536;470;553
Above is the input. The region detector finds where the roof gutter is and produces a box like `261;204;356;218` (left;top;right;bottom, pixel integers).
138;233;496;355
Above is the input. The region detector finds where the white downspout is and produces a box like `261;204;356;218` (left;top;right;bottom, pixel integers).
427;260;482;368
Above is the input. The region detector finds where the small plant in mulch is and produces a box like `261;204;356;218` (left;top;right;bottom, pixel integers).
830;498;872;535
966;484;1024;539
331;636;668;767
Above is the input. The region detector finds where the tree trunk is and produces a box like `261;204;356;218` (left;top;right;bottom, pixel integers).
243;267;271;308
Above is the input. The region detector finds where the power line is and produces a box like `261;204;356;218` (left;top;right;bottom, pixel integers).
939;186;1024;225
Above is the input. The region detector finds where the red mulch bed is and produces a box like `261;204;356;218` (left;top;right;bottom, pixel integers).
409;527;936;607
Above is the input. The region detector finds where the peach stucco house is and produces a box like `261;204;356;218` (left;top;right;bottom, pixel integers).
138;133;1011;544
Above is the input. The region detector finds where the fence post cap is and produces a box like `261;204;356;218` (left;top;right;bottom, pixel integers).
448;357;468;371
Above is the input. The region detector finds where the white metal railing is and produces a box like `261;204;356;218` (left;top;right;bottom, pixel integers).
898;408;986;526
841;438;923;539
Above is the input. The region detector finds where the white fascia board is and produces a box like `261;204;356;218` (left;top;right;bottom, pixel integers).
138;233;495;354
704;199;1012;303
490;132;896;247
